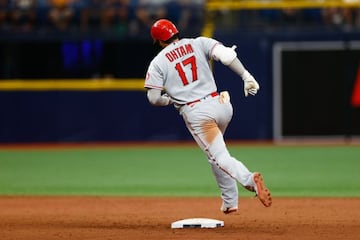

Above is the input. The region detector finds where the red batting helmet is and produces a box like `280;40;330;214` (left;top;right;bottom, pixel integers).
150;19;179;42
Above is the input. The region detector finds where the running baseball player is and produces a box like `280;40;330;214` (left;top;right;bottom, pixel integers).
144;19;272;213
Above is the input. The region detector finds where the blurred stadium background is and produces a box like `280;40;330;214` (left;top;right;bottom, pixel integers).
0;0;360;144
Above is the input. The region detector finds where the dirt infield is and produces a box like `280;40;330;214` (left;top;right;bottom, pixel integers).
0;196;359;240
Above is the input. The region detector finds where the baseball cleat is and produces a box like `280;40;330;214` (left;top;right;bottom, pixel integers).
220;204;238;214
253;172;272;207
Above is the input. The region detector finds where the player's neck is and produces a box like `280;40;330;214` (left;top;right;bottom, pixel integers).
161;39;179;48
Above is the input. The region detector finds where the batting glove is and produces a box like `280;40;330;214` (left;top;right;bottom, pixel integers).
242;71;260;97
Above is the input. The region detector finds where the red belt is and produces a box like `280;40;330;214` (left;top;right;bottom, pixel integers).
186;92;219;106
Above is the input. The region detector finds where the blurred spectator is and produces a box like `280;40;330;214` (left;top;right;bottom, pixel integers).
129;0;204;36
10;0;37;31
130;0;169;35
322;7;357;28
280;8;304;24
322;8;343;26
355;8;360;28
259;8;324;27
0;0;9;30
80;0;102;31
174;0;204;32
47;0;74;31
81;0;129;33
342;7;360;29
101;0;129;32
1;0;359;35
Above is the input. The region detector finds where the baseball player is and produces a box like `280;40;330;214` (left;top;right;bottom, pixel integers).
144;19;272;213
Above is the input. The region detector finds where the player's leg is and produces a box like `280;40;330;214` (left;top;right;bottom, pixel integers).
207;129;272;207
187;117;256;205
207;133;254;187
181;100;271;207
181;106;239;212
210;102;240;213
210;163;238;213
181;100;253;186
210;100;260;189
215;99;253;191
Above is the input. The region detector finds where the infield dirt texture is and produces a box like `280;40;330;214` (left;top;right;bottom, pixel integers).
0;142;359;240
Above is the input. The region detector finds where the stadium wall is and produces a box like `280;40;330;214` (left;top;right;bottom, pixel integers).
0;29;360;143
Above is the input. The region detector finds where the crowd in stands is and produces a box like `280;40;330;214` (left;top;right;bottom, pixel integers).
0;0;205;36
216;7;360;31
0;0;360;36
261;7;360;29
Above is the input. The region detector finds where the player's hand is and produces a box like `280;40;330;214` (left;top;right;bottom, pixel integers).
162;93;173;105
243;72;260;97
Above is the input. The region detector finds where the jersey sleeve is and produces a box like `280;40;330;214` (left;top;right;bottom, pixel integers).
144;60;164;90
196;37;220;61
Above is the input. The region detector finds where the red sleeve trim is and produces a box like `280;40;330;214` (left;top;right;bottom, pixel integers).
144;84;163;90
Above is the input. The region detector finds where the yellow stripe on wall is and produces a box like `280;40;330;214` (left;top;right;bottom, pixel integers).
0;79;146;91
207;0;360;10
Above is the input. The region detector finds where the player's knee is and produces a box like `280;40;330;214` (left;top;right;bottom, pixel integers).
209;152;233;171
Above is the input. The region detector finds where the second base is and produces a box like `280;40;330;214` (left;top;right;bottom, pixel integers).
171;218;224;229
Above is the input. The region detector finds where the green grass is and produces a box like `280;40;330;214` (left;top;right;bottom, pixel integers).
228;145;360;197
0;144;359;197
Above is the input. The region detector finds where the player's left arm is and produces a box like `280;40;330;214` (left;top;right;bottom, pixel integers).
212;44;260;97
147;88;172;106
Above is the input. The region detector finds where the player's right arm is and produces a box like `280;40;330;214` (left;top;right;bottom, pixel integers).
147;88;172;106
144;59;172;106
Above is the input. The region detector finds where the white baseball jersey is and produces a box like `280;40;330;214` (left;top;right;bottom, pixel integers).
144;37;219;105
